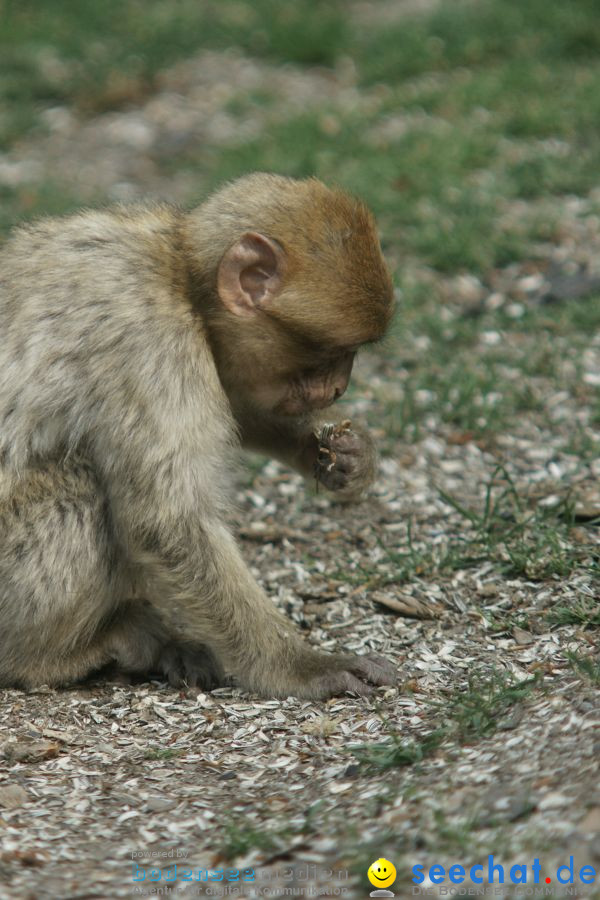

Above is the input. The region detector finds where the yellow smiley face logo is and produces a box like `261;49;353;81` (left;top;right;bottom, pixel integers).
368;857;396;889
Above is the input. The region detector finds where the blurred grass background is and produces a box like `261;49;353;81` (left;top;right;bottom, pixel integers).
1;0;599;450
2;0;600;269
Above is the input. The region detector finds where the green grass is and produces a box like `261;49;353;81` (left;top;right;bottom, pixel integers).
218;802;326;861
364;285;600;453
143;747;186;761
547;598;600;629
566;650;600;684
436;468;580;580
328;464;597;589
171;0;600;272
355;0;600;84
435;670;540;739
352;669;540;772
219;821;280;861
4;0;600;275
0;1;347;146
439;477;595;581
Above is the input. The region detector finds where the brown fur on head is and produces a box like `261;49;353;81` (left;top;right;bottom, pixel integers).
185;174;394;415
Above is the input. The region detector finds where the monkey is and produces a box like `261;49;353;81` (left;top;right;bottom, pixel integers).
0;173;396;699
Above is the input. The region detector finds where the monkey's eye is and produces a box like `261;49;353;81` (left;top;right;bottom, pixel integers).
320;347;357;363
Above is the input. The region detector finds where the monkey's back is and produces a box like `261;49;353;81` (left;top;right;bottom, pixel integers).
0;206;235;499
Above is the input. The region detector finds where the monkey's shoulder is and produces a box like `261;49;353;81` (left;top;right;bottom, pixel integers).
3;203;180;262
0;204;192;318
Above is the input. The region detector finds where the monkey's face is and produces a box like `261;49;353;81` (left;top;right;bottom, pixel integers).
211;318;358;418
229;320;356;417
215;223;392;418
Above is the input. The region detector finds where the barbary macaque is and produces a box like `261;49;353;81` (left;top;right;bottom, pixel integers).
0;173;395;698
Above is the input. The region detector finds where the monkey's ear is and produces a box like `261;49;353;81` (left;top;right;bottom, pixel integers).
217;232;285;317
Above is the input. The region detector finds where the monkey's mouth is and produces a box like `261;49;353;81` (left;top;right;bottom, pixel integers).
276;397;336;416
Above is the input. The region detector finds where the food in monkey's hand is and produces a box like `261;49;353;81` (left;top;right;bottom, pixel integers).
314;419;376;498
315;420;353;483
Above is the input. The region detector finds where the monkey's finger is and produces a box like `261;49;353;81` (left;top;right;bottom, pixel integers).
316;468;350;490
311;669;374;699
325;454;358;475
318;423;336;442
337;672;375;696
329;432;363;455
317;445;333;462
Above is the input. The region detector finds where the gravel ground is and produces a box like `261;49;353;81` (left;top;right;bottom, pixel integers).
1;427;598;898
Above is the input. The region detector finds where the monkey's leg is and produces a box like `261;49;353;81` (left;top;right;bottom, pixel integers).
0;460;219;689
101;601;224;688
0;458;128;687
139;522;396;700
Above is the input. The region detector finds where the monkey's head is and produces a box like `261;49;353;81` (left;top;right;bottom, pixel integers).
190;174;394;417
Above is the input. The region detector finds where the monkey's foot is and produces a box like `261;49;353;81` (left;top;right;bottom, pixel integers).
157;643;223;690
299;651;397;700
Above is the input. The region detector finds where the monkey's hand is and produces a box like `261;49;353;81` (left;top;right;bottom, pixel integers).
287;649;397;700
314;420;376;498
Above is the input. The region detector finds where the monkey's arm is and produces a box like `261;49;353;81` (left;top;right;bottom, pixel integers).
238;414;377;498
74;317;389;698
